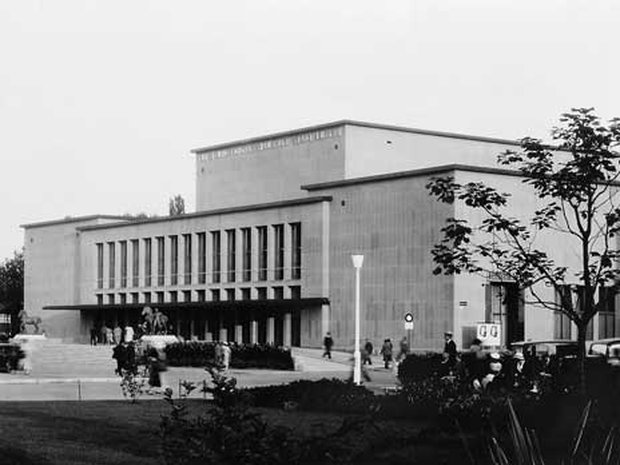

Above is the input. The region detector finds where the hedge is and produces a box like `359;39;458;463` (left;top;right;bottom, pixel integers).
397;352;445;385
0;343;25;372
164;342;295;370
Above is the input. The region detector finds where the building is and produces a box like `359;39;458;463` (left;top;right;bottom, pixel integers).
21;120;619;349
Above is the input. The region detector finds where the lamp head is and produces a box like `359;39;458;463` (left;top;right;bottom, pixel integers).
351;254;364;268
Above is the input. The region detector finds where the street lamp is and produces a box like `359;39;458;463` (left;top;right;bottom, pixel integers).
351;254;364;385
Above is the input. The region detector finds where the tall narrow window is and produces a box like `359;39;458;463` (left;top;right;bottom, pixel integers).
108;242;116;288
273;224;284;280
183;234;192;285
144;238;152;287
157;237;165;286
257;226;268;281
242;228;252;282
226;229;236;283
197;233;206;284
170;235;178;286
131;239;139;287
211;231;221;284
120;241;128;288
96;243;104;289
290;222;301;280
599;287;616;339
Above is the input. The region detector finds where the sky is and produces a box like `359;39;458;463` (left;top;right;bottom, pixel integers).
0;0;618;260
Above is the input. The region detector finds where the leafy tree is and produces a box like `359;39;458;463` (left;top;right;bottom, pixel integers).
168;195;185;216
426;108;620;394
0;250;24;335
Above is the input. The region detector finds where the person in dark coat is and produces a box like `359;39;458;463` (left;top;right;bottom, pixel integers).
112;343;127;376
323;332;334;359
380;338;393;369
363;340;374;365
443;331;458;363
397;336;410;362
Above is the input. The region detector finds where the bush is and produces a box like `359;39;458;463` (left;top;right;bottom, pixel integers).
397;352;445;385
164;342;294;370
245;378;379;415
0;343;24;372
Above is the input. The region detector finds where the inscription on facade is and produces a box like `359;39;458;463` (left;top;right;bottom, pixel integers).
197;127;343;161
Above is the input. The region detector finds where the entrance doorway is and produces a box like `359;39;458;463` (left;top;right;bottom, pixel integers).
487;282;524;345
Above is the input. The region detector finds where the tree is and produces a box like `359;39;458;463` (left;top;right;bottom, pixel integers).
169;195;185;216
426;108;620;394
0;250;24;335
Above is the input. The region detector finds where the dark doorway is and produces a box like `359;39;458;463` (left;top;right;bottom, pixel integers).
292;309;301;347
486;282;524;345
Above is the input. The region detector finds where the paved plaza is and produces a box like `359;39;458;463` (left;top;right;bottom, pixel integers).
0;342;401;401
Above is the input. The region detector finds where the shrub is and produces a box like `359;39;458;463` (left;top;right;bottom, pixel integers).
0;343;24;372
397;352;445;385
164;342;294;370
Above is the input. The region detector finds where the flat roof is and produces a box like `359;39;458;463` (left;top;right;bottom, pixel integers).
20;215;132;230
77;196;332;232
301;164;524;191
191;119;521;154
44;297;329;312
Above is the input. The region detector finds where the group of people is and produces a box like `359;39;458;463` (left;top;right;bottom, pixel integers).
91;324;135;346
322;332;412;369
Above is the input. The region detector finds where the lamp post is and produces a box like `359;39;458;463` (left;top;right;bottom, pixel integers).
351;254;364;385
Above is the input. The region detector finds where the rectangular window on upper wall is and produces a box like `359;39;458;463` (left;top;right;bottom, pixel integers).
290;222;301;280
157;237;165;286
211;231;221;284
96;243;104;289
290;285;301;300
143;292;151;304
183;290;191;302
599;286;617;339
211;289;221;302
120;241;128;288
183;234;192;285
226;288;236;301
273;224;284;281
226;229;236;283
273;286;284;300
242;228;252;282
131;292;139;304
196;290;206;302
108;242;116;288
131;239;139;287
197;232;206;284
96;294;103;306
156;291;164;304
144;238;152;287
108;294;115;305
241;288;251;300
170;235;178;286
257;287;267;300
257;226;268;281
169;291;178;303
119;293;127;305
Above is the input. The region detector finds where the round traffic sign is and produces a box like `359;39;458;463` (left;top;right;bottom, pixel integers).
404;312;414;323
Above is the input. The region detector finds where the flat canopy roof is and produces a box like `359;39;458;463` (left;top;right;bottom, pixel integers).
44;297;329;312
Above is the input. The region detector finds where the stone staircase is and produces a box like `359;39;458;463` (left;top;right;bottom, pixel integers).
27;340;117;378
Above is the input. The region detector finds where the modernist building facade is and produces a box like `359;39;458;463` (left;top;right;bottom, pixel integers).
22;121;619;349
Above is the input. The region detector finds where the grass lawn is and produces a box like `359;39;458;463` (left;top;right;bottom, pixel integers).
0;399;465;465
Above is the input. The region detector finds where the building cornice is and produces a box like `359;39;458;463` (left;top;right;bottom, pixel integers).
76;196;333;232
20;215;131;230
190;120;522;155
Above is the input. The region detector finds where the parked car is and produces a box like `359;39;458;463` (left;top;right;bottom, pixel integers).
510;339;578;358
588;338;620;367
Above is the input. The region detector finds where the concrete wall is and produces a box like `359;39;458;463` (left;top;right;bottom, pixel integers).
344;124;515;179
195;129;345;211
310;176;455;352
23;217;127;342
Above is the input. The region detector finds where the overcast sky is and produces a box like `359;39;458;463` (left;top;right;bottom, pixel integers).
0;0;618;259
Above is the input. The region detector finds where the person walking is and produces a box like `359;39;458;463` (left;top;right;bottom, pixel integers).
221;342;232;370
90;327;98;346
323;332;334;359
363;339;374;365
443;331;457;364
380;338;393;369
397;336;410;362
113;324;122;345
124;324;134;343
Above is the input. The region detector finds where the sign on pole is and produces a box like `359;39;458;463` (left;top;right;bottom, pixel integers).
404;312;414;331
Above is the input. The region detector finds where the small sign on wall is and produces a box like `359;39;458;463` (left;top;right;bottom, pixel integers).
477;323;501;346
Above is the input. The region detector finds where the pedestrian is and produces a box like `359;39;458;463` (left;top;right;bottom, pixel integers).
396;336;410;362
18;339;32;375
106;326;114;345
363;339;374;365
113;324;122;345
147;348;163;391
443;331;457;364
214;341;224;368
323;332;334;359
90;327;98;346
380;338;393;369
124;324;134;343
222;342;232;370
112;343;127;376
100;324;108;345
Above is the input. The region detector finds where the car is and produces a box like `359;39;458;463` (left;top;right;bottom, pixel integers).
510;339;579;358
588;338;620;367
